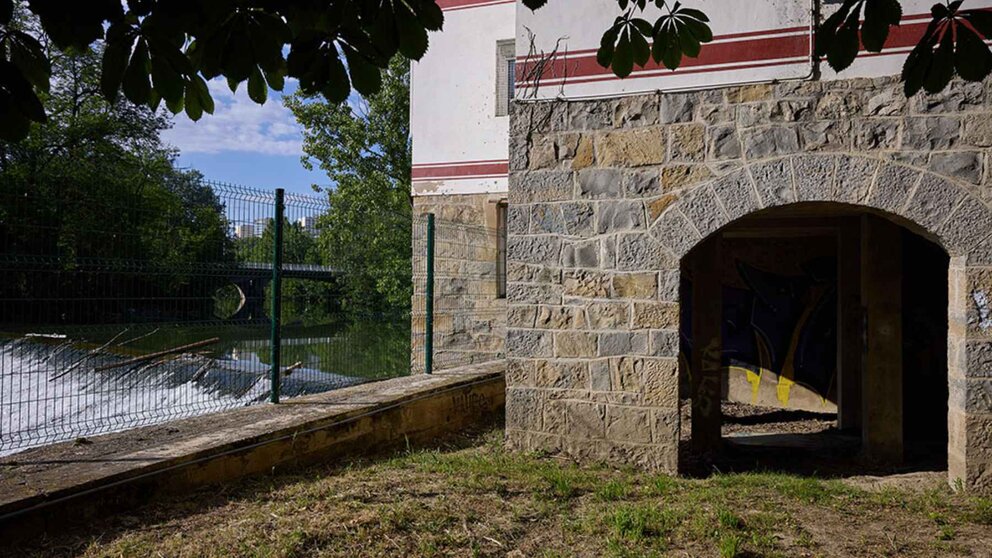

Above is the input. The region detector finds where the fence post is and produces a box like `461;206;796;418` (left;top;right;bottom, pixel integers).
270;188;285;403
425;213;435;375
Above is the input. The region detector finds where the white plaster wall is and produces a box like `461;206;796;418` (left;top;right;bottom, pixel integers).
516;0;814;99
411;2;515;197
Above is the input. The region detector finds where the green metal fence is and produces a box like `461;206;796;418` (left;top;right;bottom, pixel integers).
0;180;421;454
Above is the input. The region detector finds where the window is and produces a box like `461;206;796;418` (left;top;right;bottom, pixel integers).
496;201;507;299
495;40;516;117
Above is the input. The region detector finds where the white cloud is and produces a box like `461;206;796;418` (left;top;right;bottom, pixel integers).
162;78;304;157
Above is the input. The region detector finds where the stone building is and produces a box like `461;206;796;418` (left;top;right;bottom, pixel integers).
411;0;992;491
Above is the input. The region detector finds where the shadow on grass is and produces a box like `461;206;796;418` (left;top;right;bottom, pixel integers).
2;417;504;557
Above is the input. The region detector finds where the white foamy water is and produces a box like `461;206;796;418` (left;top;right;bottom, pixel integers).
0;339;364;456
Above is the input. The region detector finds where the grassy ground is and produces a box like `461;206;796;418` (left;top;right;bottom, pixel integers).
16;428;992;558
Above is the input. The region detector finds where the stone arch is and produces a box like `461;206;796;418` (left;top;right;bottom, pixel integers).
648;153;992;261
645;152;992;491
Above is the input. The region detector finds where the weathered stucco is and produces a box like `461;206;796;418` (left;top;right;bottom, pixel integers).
505;76;992;491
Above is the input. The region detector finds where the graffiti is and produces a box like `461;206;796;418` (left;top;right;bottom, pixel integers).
682;253;838;407
973;289;992;330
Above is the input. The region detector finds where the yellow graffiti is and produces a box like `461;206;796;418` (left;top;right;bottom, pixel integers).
775;284;829;407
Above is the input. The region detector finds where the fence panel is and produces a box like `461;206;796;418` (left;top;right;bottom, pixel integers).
0;182;410;454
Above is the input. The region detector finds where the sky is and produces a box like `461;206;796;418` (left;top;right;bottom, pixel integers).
161;78;329;196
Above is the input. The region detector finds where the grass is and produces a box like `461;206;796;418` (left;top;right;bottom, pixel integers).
12;428;992;558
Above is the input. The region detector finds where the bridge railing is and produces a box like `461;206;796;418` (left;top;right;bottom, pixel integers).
0;180;416;454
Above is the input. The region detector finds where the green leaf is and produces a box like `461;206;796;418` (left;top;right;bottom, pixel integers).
522;0;548;9
101;36;132;102
190;75;214;114
827;9;862;72
344;46;383;96
122;39;152;106
612;31;633;78
222;17;255;82
185;85;203;121
321;49;350;103
264;65;286;92
396;5;429;60
924;26;955;93
955;25;992;82
247;65;267;104
630;26;651;67
597;25;621;68
150;49;184;104
165;90;184;114
9;32;51;92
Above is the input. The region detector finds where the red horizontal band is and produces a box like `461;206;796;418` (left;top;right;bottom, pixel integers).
437;0;514;11
412;160;509;180
517;32;812;87
516;10;975;89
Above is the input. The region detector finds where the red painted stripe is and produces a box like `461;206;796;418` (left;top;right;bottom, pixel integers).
412;161;509;180
516;10;975;88
517;33;811;86
438;0;514;11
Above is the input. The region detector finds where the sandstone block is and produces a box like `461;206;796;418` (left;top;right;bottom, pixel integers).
565;401;607;439
614;95;660;127
562;239;601;268
509;170;573;203
597;200;646;233
598;128;667;167
577;168;623;199
903;116;960;150
929;152;984;184
678;185;729;239
670;123;706;162
640;358;679;407
555;331;598;358
606;406;652;443
561;202;596;235
710;169;760;220
569;100;613;130
587;302;631;329
632;302;680;329
616;233;667;272
506;329;553;358
613;272;658;299
563;269;611;298
599;332;649;357
707;125;742;160
530;204;566;234
792;154;836;202
661;164;713;193
903;173;965;233
743;126;801;160
509;235;562;264
506;387;543;431
660;92;696;123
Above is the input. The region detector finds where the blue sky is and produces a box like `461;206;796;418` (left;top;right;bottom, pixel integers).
161;78;329;196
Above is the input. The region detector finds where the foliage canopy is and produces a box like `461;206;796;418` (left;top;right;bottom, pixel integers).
2;1;992;141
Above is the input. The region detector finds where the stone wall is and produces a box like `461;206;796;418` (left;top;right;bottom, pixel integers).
505;75;992;489
412;194;507;372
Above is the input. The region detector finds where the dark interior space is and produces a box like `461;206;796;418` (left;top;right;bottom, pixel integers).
678;204;950;478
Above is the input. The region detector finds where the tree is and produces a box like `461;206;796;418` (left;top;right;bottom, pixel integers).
1;1;990;142
284;56;411;317
0;44;231;324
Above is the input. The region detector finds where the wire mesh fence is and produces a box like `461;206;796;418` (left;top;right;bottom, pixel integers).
0;181;427;455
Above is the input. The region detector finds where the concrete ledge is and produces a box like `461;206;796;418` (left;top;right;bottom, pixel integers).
0;362;505;541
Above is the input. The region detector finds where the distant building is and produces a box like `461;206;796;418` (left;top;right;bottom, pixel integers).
234;224;256;239
297;216;319;236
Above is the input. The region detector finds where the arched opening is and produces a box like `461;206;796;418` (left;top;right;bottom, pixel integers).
678;202;950;475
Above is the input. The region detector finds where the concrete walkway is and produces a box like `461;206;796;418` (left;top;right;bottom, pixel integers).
0;362;504;540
